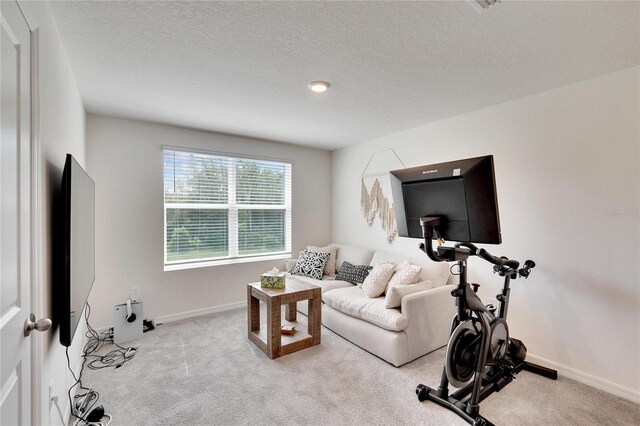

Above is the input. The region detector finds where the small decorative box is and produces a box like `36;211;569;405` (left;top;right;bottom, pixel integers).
260;273;286;288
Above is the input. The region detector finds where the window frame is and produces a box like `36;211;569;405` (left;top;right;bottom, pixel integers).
163;146;292;271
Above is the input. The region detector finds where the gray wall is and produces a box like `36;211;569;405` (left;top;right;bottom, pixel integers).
27;2;88;424
86;114;332;327
331;67;640;396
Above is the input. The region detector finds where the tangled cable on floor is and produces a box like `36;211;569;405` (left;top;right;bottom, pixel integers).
66;301;138;425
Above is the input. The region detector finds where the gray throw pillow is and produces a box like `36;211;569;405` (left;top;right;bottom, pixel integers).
335;261;373;285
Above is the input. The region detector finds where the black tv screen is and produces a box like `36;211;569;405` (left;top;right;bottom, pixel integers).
60;154;95;347
390;155;501;244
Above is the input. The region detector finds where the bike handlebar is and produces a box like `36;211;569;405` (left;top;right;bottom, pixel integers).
477;248;520;270
518;260;536;278
454;242;520;270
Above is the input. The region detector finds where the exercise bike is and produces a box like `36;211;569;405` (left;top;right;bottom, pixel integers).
415;218;557;426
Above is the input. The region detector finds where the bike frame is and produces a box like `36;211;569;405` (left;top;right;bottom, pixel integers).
416;219;556;425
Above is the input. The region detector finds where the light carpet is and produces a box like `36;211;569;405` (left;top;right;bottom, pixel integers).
81;307;640;425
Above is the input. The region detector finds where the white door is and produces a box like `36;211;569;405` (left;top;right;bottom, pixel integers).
0;2;37;425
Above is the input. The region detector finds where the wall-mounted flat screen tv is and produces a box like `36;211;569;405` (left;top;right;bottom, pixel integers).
59;154;95;347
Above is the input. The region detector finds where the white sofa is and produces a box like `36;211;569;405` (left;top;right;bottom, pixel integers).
285;243;456;367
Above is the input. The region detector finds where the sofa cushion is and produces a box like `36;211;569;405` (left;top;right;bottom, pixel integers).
408;255;450;287
370;250;408;267
291;250;330;280
371;249;451;287
330;244;376;272
385;280;433;308
323;287;409;332
288;275;352;294
335;261;372;285
361;262;396;298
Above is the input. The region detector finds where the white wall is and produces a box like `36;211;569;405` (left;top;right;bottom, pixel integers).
86;115;332;328
332;67;640;396
24;2;88;425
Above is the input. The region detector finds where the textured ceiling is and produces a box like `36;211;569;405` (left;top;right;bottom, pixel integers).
50;1;639;150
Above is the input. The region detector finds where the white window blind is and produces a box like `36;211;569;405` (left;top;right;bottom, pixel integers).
163;148;292;269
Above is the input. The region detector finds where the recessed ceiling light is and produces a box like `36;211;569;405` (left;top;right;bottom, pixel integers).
477;0;499;8
467;0;500;13
308;81;330;93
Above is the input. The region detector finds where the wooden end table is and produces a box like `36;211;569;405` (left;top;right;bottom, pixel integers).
247;279;321;359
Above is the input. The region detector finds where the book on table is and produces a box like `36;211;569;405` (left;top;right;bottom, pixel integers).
281;324;295;335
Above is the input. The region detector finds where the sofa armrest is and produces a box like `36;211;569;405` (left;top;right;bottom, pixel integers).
284;258;298;273
401;285;457;359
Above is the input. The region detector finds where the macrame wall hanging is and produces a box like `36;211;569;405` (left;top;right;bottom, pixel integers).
360;149;406;242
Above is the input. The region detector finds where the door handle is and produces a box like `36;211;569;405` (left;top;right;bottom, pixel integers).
24;313;52;336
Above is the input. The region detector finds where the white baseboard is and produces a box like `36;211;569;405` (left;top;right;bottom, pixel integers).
155;301;246;325
93;301;247;330
527;353;640;403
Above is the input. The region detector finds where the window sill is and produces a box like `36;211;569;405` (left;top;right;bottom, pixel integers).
164;253;291;272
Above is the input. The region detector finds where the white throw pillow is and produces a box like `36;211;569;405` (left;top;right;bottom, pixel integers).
284;258;298;273
307;245;338;276
385;280;433;309
387;260;422;288
362;262;396;298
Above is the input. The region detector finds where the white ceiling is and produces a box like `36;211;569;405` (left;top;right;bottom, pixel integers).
50;1;639;150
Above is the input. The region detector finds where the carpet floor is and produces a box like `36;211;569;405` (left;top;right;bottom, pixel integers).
81;307;639;425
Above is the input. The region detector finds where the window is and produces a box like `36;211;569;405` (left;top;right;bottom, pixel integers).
163;148;291;270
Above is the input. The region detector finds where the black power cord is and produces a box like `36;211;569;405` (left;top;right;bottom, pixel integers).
65;301;138;424
66;345;95;424
83;304;138;370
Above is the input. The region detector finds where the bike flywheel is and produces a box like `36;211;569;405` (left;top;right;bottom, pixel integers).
445;321;480;388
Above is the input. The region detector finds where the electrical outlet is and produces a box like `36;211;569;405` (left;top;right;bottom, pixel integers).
130;286;140;300
49;379;56;408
